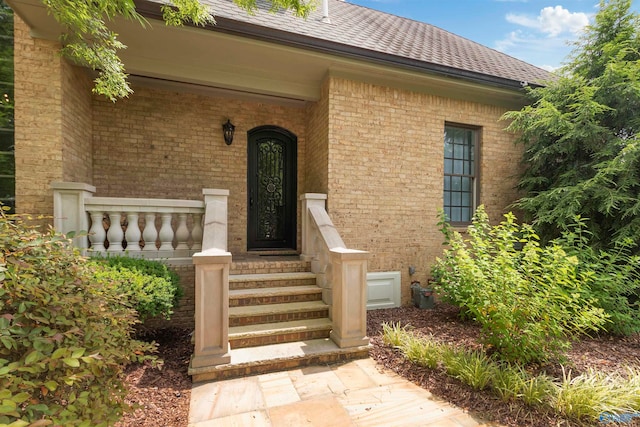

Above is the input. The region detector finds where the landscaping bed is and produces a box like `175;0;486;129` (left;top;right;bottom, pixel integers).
117;305;640;426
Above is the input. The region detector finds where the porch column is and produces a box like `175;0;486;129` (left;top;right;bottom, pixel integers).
202;189;229;251
329;248;370;348
51;182;96;251
190;249;232;370
300;193;328;261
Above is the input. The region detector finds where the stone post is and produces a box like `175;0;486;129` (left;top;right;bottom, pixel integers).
202;189;229;251
190;189;232;379
51;182;96;251
329;248;370;348
190;249;232;371
300;193;328;261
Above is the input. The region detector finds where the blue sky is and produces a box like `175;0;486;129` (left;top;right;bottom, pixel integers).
347;0;639;71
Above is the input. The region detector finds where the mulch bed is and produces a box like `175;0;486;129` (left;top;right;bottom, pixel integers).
114;329;193;427
117;304;640;427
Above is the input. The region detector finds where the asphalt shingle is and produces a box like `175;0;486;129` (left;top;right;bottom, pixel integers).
194;0;552;86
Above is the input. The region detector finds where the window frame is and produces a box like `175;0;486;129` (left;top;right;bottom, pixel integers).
443;122;481;225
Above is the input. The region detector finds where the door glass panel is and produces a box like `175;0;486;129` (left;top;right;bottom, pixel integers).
257;139;285;241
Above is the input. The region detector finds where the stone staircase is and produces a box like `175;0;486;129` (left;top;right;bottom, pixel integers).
194;256;370;382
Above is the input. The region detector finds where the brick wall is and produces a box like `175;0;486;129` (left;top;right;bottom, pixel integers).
14;16;93;217
14;21;523;308
325;77;522;304
61;62;93;183
305;78;329;194
91;85;307;254
14;16;63;217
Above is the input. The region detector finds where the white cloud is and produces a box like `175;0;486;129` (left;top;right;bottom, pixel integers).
494;29;572;69
506;6;589;37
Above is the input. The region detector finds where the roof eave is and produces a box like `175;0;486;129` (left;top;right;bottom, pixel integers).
135;0;531;92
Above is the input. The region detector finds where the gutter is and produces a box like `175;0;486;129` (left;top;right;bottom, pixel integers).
135;0;532;92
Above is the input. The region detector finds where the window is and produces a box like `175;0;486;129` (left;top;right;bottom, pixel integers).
443;124;478;223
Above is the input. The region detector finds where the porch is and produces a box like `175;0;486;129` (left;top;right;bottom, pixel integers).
52;183;370;380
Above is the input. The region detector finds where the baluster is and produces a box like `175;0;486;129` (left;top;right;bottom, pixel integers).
158;213;174;251
125;212;141;252
106;212;124;252
142;213;158;251
175;213;190;252
191;213;203;252
88;211;106;253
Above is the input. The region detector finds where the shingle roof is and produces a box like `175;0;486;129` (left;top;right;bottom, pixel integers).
188;0;552;87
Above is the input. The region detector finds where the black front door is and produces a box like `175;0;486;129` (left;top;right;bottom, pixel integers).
247;126;297;251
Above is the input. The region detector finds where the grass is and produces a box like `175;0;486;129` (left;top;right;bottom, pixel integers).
381;322;640;423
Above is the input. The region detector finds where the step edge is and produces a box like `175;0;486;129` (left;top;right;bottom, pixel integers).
229;286;322;299
229;319;333;338
228;301;329;317
229;272;316;282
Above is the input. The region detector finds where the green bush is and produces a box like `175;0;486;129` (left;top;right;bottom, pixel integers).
90;256;183;321
0;212;156;426
432;206;608;364
552;219;640;335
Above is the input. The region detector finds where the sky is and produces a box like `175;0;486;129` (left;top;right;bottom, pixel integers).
346;0;639;71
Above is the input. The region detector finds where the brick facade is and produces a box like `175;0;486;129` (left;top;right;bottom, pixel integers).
15;23;522;316
14;16;94;218
92;86;307;255
325;77;521;304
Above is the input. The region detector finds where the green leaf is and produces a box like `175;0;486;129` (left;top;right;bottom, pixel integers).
43;381;58;391
71;348;85;358
24;350;41;365
51;348;66;359
11;392;29;404
62;358;80;368
0;400;16;413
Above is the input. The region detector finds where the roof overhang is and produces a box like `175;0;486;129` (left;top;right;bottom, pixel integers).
9;0;528;108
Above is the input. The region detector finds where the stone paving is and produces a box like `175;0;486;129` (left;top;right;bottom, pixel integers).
189;358;500;427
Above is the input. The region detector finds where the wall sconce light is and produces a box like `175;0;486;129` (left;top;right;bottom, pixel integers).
222;119;235;145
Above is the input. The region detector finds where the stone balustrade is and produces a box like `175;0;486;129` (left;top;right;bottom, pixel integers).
300;194;370;349
52;183;228;262
84;197;205;259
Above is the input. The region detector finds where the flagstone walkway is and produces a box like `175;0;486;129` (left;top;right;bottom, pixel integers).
189;358;501;426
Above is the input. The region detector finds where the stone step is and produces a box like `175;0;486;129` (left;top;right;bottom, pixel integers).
229;301;329;327
230;258;310;275
229;318;332;349
189;339;370;382
229;285;322;307
229;272;316;290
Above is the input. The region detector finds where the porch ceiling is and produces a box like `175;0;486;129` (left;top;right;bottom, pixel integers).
9;0;525;107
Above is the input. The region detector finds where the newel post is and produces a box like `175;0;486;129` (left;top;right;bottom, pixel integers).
329;248;370;348
190;249;232;371
202;189;229;251
300;193;327;261
190;189;232;379
51;182;96;251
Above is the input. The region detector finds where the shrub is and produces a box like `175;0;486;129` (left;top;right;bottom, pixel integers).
552;219;640;335
432;206;608;364
0;212;156;426
89;256;183;321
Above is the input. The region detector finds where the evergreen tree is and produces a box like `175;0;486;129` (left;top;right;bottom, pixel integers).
504;0;640;250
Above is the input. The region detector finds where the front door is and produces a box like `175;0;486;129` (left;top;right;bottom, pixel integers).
247;126;297;251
